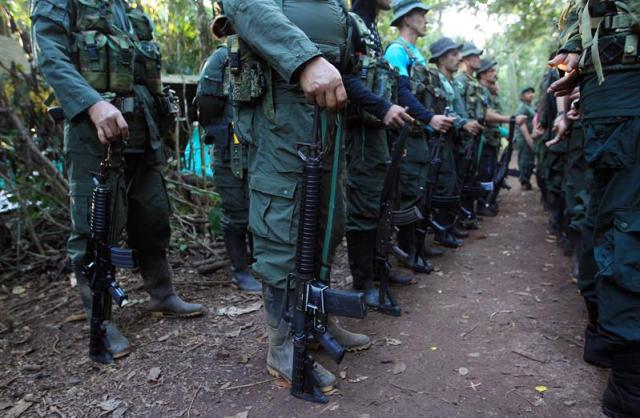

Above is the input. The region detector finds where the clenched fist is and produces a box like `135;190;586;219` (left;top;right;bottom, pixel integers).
299;56;347;112
87;101;129;145
383;105;414;129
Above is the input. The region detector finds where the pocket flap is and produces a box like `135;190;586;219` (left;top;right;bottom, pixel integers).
249;175;296;200
615;210;640;233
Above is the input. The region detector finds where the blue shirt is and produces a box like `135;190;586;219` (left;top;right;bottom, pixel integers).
384;38;426;77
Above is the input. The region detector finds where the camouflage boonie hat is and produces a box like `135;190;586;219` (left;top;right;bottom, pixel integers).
460;42;484;58
477;58;497;75
428;37;463;63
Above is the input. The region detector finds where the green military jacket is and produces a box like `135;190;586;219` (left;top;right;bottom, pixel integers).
455;72;486;122
478;85;502;147
31;0;164;160
515;100;535;148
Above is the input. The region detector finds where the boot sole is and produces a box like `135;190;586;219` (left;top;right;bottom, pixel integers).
111;348;131;360
266;366;335;393
308;340;372;352
151;310;205;318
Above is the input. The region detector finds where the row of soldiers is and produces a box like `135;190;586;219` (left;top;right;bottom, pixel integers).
542;0;640;416
196;0;530;396
31;0;640;412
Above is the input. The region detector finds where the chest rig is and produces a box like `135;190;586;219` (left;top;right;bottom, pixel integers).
70;0;162;96
577;0;640;83
348;12;398;127
223;0;352;122
458;74;486;122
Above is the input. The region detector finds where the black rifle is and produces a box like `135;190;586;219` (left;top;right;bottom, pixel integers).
285;107;367;404
84;147;135;364
486;116;516;206
412;107;454;267
459;121;486;221
374;124;421;317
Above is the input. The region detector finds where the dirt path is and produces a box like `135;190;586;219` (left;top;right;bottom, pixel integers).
0;176;608;418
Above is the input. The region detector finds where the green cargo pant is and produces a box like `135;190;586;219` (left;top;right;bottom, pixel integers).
212;145;250;232
434;135;460;199
345;124;389;232
64;117;171;267
582;117;640;344
517;138;535;185
236;86;344;288
399;132;429;210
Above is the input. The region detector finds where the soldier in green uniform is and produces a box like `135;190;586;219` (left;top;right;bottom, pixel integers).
474;59;525;215
195;26;261;293
384;0;455;268
221;0;374;392
549;0;640;414
515;87;536;190
344;0;416;304
31;0;205;359
429;37;484;246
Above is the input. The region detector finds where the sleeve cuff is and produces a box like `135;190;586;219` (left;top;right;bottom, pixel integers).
64;91;103;121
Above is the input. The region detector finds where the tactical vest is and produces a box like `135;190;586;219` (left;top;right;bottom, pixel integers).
225;0;351;112
70;0;162;96
456;74;486;122
348;12;398;127
577;0;640;83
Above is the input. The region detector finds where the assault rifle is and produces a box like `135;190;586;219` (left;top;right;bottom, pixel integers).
374;124;421;316
486;116;516;206
284;108;367;404
459;120;486;222
412;107;454;268
84;147;135;364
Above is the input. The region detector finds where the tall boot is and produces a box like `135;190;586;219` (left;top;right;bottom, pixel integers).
262;284;336;392
75;267;130;359
584;300;611;368
348;230;390;306
434;210;462;248
397;223;432;273
139;250;205;317
327;317;371;352
222;227;261;293
602;345;640;417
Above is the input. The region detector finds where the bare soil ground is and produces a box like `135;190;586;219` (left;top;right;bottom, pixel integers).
0;176;608;418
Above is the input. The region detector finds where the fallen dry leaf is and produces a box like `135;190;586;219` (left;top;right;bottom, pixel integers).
5;399;33;418
392;362;406;375
147;367;162;382
97;399;120;413
216;301;262;317
385;338;402;346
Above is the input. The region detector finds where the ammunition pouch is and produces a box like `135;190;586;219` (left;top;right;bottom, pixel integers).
128;7;155;41
226;35;266;104
582;33;640;73
348;55;398;128
134;41;163;95
205;118;231;160
410;64;448;115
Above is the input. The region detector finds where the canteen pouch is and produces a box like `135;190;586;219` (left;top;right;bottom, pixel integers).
135;41;163;95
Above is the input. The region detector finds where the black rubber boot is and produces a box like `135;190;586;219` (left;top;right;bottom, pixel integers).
139;250;205;317
434;211;462;248
452;225;470;239
602;346;640;418
75;267;130;359
584;300;612;368
348;230;388;305
262;284;336;391
397;224;432;274
222;227;261;293
476;202;497;217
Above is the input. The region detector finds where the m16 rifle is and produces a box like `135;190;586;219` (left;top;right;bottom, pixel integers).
486;116;516;207
84;147;135;364
374;124;421;316
285;107;367;403
459;119;487;222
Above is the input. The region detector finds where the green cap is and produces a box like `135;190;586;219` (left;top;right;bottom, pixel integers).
391;0;431;27
477;58;497;75
428;37;463;63
521;86;535;95
460;42;483;58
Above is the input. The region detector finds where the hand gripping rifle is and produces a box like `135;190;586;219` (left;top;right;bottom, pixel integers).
412;107;453;267
84;147;135;364
486;116;516;207
374;124;421;316
284;107;367;404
